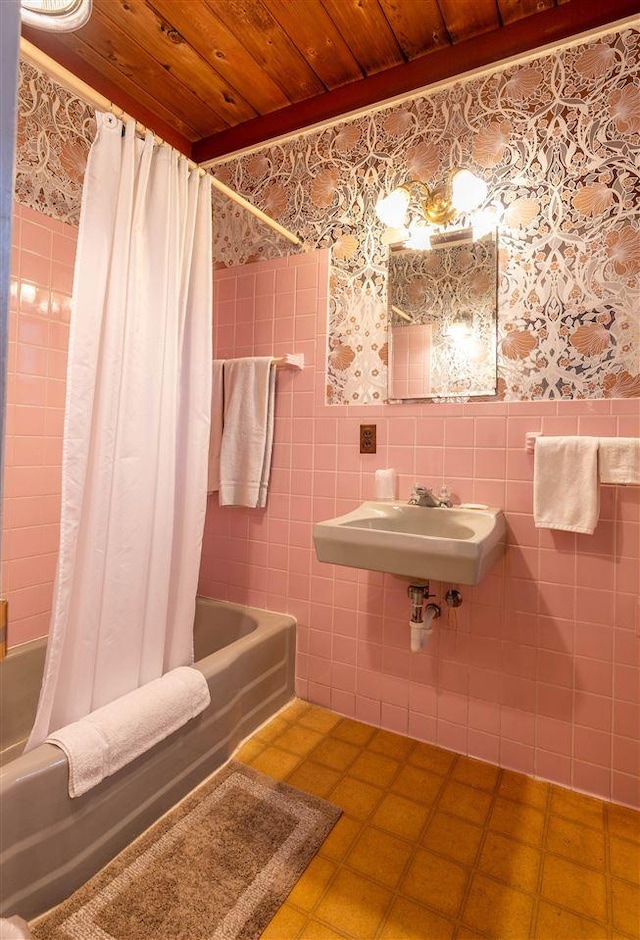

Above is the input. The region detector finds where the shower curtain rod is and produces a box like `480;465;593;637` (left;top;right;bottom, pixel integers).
18;38;302;247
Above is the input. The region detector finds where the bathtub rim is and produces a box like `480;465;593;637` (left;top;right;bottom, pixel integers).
0;596;296;785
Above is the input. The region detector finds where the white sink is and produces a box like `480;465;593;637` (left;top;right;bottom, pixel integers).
313;501;506;585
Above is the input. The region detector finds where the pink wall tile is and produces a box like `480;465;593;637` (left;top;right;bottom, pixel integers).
2;204;76;648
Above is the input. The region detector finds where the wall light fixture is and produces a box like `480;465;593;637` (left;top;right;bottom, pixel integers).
376;169;488;249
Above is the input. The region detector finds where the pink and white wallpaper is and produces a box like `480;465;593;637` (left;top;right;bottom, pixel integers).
214;23;640;404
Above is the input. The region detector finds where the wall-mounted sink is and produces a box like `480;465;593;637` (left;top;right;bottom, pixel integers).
313;501;506;585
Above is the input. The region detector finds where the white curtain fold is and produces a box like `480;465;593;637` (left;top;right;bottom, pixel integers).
27;112;212;749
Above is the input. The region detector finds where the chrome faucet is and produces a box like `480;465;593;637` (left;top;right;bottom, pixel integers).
409;484;452;508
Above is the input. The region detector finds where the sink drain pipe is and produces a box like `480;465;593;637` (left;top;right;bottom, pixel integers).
408;584;441;652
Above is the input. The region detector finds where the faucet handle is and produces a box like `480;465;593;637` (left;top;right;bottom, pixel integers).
437;485;453;508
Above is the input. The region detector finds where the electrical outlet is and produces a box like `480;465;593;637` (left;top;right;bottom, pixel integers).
360;424;377;454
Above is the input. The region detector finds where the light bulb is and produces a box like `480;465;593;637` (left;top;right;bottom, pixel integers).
450;169;487;213
381;226;410;246
375;187;410;227
405;221;432;250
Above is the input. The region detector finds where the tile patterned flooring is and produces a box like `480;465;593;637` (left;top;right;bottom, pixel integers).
234;699;640;940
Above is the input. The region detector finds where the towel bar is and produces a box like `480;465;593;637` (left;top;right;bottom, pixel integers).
525;432;541;453
274;353;304;370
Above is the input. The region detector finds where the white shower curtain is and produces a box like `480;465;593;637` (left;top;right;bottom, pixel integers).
27;112;212;749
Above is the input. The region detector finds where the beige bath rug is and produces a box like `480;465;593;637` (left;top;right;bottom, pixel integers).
30;761;341;940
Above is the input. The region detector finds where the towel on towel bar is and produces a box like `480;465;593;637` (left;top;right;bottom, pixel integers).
207;359;225;492
533;436;600;534
598;437;640;485
219;357;276;508
46;666;210;797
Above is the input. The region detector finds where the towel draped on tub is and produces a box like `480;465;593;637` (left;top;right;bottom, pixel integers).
46;666;211;797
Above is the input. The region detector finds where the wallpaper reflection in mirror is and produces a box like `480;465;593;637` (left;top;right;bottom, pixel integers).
388;232;498;400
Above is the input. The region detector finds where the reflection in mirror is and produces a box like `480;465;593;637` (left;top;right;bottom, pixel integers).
387;230;498;400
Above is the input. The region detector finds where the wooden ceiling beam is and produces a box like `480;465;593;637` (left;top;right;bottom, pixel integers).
193;0;639;163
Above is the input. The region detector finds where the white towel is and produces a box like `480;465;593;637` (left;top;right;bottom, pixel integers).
534;436;600;534
598;437;640;484
207;359;225;492
0;917;33;939
46;666;210;798
219;357;276;508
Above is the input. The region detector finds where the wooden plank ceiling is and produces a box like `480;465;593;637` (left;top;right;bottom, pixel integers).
21;0;639;163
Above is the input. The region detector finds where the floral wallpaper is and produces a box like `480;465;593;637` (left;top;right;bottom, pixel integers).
214;23;640;404
15;60;95;225
14;22;640;403
14;60;295;267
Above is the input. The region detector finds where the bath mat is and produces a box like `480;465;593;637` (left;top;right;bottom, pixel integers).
30;761;341;940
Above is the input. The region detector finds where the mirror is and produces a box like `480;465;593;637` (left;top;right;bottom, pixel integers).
387;230;498;400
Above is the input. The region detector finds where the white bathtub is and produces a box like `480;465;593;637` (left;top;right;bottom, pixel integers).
0;597;296;919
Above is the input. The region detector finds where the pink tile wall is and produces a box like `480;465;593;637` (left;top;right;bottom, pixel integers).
200;249;640;809
2;204;75;647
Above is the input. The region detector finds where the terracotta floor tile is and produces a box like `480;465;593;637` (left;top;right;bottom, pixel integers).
608;803;640;845
489;797;546;847
452;755;500;792
275;724;325;756
314;869;393;938
299;920;349;939
421;811;484;866
401;848;469;918
254;713;292;743
477;830;541;894
549;785;605;830
545;814;605;869
286;855;337;911
462;873;535;939
348;749;401;788
296;705;342;734
249;746;301;779
234;737;264;763
438;780;493;826
330;717;376;747
346;827;413;888
328;775;385;820
409;740;456;776
391;763;446;805
367;728;416;761
371;792;432;841
498;770;549;811
317;814;362;863
233;703;640;940
379;897;456;940
534;901;612;940
311;737;360;772
286;759;342;799
611;877;640;937
609;835;640;884
260;904;308;939
281;698;313;721
540;855;607;923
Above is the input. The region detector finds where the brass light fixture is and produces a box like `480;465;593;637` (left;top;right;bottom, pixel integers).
375;168;488;249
